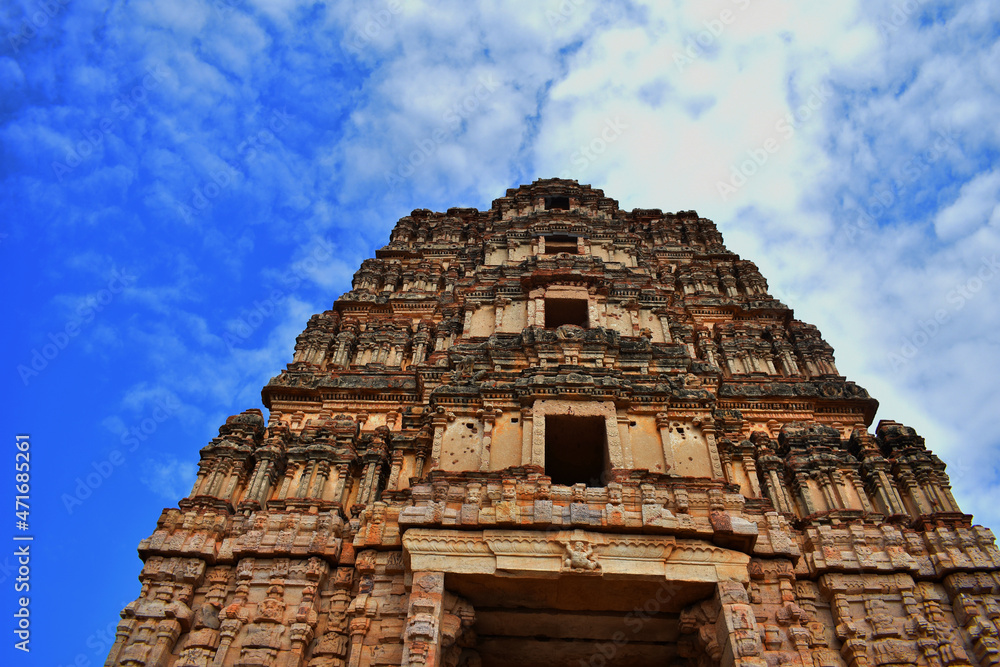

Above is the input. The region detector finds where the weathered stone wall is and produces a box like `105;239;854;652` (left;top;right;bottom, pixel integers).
107;179;1000;667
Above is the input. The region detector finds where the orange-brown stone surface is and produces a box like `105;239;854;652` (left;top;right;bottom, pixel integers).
107;179;1000;667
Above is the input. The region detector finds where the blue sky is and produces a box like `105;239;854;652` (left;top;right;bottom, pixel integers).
2;1;999;665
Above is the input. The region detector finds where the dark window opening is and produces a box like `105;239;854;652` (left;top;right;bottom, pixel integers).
542;234;580;255
544;196;570;210
544;298;588;328
545;415;608;487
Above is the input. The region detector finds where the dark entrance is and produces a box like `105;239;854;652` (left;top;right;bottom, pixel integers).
545;298;588;328
545;415;607;487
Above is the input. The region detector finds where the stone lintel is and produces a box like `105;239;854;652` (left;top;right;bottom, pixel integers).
402;528;749;583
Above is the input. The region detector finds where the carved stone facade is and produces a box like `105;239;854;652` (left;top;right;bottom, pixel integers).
107;179;1000;667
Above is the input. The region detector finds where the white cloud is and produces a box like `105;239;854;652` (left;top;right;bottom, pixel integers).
935;169;1000;240
140;455;199;501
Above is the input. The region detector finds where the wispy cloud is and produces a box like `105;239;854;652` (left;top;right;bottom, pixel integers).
140;455;198;502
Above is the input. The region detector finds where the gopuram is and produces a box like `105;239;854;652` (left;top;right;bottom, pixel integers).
106;179;1000;667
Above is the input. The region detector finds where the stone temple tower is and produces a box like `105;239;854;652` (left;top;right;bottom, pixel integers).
107;178;1000;667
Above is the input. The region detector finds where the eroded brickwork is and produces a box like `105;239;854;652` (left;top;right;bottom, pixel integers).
108;179;1000;667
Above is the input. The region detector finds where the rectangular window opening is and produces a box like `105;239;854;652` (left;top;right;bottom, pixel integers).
544;297;589;328
544;196;570;210
545;415;608;487
542;234;580;255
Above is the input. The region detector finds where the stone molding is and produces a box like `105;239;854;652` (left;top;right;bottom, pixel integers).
402;527;750;583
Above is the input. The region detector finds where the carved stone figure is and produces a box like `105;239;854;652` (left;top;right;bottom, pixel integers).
562;539;599;572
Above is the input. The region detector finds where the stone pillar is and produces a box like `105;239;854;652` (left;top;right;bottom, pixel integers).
346;615;370;667
402;571;447;667
309;460;331;499
818;469;840;510
295;460;314;498
655;412;677;474
934;475;962;513
703;423;725;480
192;459;216;497
386;449;404;491
244;454;280;508
658;314;673;343
212;458;236;497
792;472;819;516
221;457;250;506
897;466;932;515
742;453;762;498
331;463;351;506
333;331;356;368
615;413;634;468
765;467;794;514
479;408;500;472
846;469;874;513
520;408;534;467
462;307;474;336
875;469;908;516
494;297;510;332
715;581;764;667
103;618;136;666
531;409;545;467
276;461;298;500
430;410;452;469
412;330;430;365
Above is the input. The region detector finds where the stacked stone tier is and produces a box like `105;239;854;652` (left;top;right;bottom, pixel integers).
107;179;1000;667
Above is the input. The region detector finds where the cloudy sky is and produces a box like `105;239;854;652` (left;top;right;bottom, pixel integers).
3;0;999;664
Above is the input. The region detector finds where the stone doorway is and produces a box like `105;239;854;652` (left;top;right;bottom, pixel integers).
401;529;755;667
448;573;716;667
